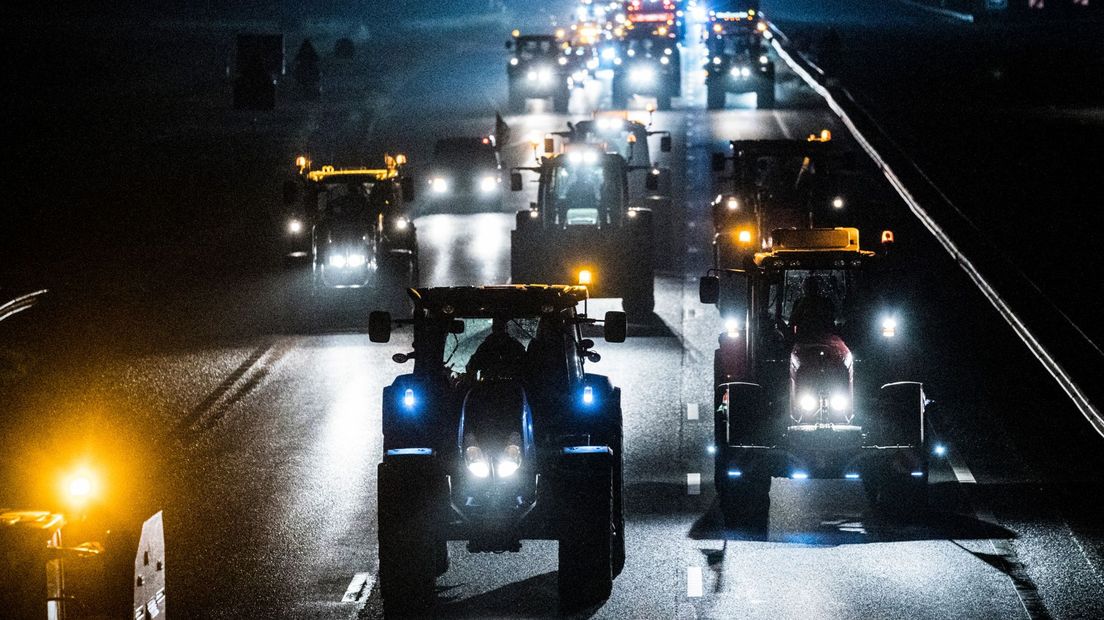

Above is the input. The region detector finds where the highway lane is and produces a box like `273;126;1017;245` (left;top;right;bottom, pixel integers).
1;3;1102;619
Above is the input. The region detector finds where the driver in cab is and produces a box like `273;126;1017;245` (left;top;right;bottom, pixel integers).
789;276;836;341
466;318;526;380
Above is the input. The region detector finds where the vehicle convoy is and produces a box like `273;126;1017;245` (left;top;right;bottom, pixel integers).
699;227;929;526
704;10;775;109
612;25;681;110
509;143;658;317
280;155;418;294
423;136;503;213
625;0;683;41
506;32;571;113
709;132;852;269
368;285;628;614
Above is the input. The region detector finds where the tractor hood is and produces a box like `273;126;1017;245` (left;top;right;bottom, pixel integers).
789;335;855;423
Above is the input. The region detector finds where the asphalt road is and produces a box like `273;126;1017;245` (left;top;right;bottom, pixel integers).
2;2;1103;619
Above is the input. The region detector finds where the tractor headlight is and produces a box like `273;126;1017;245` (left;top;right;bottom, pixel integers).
465;446;491;478
630;66;656;83
497;444;522;477
881;316;898;338
346;254;366;268
737;229;752;244
328;254;347;269
480;176;499;193
759;55;769;65
430;177;449;194
578;269;593;285
829;393;850;412
724;317;740;338
832;196;845;209
602;47;617;60
660;56;670;65
537;68;553;83
394;217;409;231
726;197;739;210
287;218;304;234
558;56;569;66
510;57;519;66
798;393;818;412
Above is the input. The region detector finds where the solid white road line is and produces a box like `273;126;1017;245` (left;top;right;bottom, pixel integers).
687;403;699;421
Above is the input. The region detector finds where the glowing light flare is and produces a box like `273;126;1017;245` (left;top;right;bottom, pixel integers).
582;385;595;405
402;388;416;409
578;269;593;285
287;219;304;234
737;229;752;244
881;316;898;338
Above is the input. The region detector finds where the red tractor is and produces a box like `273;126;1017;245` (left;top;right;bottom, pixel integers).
699;227;930;526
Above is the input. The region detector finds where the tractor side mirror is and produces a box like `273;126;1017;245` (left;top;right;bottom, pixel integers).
645;170;659;192
660;135;672;153
282;179;300;206
543;137;555;154
392;352;412;364
449;319;465;334
711;152;727;172
699;276;720;304
400;176;415;202
368;311;392;342
510;171;524;191
603;311;627;343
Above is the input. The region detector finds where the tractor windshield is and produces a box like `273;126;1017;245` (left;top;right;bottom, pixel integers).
437;314;580;389
767;269;855;335
546;158;618;226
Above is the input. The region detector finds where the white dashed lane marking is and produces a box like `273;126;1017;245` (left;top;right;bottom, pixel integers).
687;473;701;496
687;403;699;421
341;572;374;603
687;567;704;598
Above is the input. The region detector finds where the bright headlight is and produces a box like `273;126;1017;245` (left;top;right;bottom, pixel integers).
510;57;519;66
798;393;818;412
712;56;722;65
467;460;491;478
394;217;409;230
328;254;347;268
527;70;538;81
430;177;449;194
496;459;520;477
724;317;740;338
347;254;366;268
830;393;849;411
287;218;303;234
660;56;670;65
759;55;769;65
479;176;498;193
537;68;553;83
602;47;617;60
832;196;845;209
466;446;491;478
630;67;655;83
558;56;569;66
881;316;898;338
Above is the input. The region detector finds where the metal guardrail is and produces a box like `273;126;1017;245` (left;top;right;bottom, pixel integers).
766;24;1104;440
0;290;48;324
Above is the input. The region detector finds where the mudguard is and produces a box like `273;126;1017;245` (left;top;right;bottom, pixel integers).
872;381;925;448
716;382;772;447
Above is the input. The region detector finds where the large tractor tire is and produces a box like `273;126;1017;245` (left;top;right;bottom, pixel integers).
863;382;928;518
510;211;540;284
622;210;655;319
611;76;628;109
707;81;725;110
714;382;772;528
508;81;525;113
656;88;673;111
556;449;615;611
553;85;570;114
717;460;771;529
378;457;442;616
756;78;776;110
